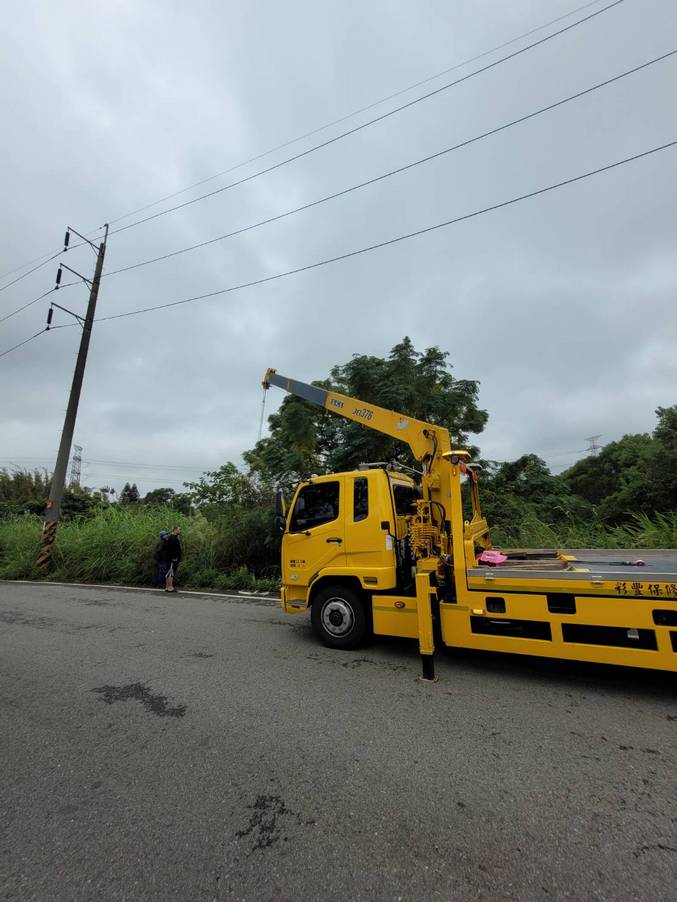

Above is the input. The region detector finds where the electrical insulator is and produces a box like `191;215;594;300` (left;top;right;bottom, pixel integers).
55;267;62;288
46;307;53;329
63;230;70;250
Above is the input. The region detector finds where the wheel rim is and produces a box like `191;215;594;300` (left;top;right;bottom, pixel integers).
321;597;355;637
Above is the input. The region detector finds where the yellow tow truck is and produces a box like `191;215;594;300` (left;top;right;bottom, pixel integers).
263;369;677;679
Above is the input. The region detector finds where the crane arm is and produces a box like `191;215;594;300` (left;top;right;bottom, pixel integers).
262;368;452;463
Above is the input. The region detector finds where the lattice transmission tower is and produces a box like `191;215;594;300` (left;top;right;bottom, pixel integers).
70;444;82;487
583;435;603;456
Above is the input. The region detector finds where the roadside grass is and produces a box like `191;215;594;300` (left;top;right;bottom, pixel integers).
491;511;677;549
0;508;673;591
0;507;279;592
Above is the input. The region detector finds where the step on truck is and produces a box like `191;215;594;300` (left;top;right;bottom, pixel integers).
262;369;677;679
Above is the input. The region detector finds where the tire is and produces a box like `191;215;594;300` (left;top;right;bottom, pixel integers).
311;584;367;650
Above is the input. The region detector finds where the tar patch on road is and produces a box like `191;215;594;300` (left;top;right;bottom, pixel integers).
235;795;315;852
307;651;409;673
91;682;187;717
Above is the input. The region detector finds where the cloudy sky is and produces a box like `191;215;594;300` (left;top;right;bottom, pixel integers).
1;0;676;494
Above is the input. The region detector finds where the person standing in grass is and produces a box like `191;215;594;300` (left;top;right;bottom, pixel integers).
165;526;183;593
154;531;170;588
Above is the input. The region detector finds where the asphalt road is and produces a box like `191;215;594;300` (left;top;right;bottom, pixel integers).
1;582;676;901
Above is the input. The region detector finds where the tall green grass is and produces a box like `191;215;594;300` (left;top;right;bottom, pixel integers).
0;508;673;591
0;507;279;591
490;511;677;549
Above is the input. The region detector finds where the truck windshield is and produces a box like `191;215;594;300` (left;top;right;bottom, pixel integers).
290;482;340;532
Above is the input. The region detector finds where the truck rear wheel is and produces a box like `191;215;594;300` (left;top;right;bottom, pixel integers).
311;585;367;650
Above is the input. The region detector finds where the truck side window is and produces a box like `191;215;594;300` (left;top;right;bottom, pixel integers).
290;482;340;532
353;478;368;521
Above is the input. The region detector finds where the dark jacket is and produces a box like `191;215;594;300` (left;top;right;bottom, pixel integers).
154;539;170;564
167;534;182;563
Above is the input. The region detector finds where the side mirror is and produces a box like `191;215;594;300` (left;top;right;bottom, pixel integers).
275;488;286;518
274;514;286;532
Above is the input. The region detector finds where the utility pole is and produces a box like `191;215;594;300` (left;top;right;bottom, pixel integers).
37;225;108;570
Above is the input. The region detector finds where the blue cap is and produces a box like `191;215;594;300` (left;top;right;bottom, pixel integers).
159;530;168;537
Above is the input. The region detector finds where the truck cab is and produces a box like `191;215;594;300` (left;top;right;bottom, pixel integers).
280;468;418;629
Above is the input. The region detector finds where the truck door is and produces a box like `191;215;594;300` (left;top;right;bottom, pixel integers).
344;472;396;582
283;477;346;590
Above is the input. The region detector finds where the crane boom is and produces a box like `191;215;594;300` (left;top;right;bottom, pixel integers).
262;368;452;463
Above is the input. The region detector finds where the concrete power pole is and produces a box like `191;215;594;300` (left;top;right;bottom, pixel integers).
37;225;108;570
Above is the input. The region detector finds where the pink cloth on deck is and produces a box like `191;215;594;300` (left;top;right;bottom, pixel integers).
478;550;508;565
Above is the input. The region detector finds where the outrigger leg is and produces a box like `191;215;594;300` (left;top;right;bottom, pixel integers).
416;572;438;682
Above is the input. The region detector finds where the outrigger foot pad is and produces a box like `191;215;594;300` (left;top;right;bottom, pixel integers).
418;654;437;682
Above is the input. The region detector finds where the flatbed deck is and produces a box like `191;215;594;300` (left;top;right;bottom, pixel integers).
469;548;677;588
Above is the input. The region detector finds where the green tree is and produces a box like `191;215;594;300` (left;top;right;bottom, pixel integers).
0;468;108;520
141;487;193;514
562;406;677;524
479;454;592;532
143;487;176;506
245;337;488;485
644;405;677;515
183;463;280;575
0;468;46;518
119;482;140;504
184;462;266;507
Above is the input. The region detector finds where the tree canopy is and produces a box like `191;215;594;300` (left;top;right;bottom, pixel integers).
119;482;140;504
561;405;677;523
245;337;488;485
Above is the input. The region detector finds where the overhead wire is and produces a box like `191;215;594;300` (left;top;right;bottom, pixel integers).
108;0;626;238
104;0;612;227
0;252;62;295
88;138;677;325
0;288;57;325
97;48;676;283
0;456;215;472
0;233;106;296
1;278;88;327
0;328;48;360
83;458;212;471
0;0;618;281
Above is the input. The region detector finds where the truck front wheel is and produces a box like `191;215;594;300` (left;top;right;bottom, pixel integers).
311;585;367;650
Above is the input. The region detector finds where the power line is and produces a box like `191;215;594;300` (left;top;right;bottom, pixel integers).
0;456;213;472
0;252;61;295
99;48;676;283
83;458;211;471
0;231;107;295
109;0;626;238
0;0;614;283
91;138;677;325
0;288;56;325
1;279;84;327
0;327;48;360
0;250;61;284
105;0;612;228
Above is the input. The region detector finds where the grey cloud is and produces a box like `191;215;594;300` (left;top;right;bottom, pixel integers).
1;0;676;494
